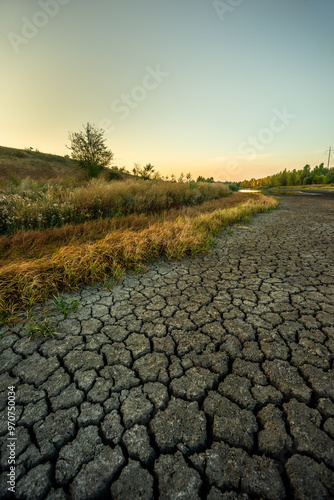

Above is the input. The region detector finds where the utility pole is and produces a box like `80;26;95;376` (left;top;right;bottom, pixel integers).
326;146;332;169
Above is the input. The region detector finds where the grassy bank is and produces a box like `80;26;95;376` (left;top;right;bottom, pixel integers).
0;178;230;234
262;184;334;193
0;193;277;325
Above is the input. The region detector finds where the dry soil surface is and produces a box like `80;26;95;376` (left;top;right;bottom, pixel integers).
0;194;334;499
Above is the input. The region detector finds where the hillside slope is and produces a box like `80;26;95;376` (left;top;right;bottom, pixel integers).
0;145;132;183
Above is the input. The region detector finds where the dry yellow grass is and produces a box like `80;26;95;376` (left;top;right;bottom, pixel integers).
0;192;250;262
0;193;277;324
0;178;230;234
0;145;83;183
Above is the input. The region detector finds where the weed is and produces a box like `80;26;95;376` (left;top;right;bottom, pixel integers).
20;313;59;340
0;299;18;326
131;263;147;275
52;295;80;318
103;264;125;290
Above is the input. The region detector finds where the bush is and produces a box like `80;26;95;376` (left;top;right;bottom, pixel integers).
107;169;123;181
313;175;326;184
15;151;27;159
8;173;20;187
82;162;103;180
228;183;239;192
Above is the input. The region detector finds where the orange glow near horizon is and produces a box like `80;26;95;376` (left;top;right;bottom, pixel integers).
1;1;333;181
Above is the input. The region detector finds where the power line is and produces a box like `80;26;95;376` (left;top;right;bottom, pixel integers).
325;146;332;169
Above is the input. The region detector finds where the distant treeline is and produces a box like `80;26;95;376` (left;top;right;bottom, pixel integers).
239;163;334;188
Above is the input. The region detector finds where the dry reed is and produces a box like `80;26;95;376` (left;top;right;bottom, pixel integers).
0;194;277;324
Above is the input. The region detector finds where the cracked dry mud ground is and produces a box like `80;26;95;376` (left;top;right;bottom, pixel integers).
1;194;334;500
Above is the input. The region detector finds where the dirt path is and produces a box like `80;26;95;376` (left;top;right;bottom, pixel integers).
1;194;334;499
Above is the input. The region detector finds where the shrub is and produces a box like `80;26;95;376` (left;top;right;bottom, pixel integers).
107;169;123;181
82;161;103;180
313;175;326;184
8;173;20;187
15;151;27;159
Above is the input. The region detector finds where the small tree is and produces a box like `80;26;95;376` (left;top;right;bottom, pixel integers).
67;122;113;178
142;163;155;180
132;163;141;176
132;163;156;180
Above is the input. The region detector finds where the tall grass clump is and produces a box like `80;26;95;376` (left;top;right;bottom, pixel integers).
0;179;230;234
0;194;277;323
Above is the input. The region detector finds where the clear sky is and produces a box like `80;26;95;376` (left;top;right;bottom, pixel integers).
1;0;334;181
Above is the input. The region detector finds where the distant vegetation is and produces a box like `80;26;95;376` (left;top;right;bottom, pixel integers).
239;163;334;189
196;175;215;183
228;183;239;192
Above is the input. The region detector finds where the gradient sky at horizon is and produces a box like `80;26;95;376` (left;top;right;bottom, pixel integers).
1;0;334;181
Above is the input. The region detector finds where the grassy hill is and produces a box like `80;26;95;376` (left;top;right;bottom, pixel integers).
0;145;133;185
0;145;84;183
